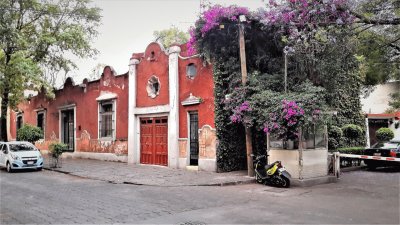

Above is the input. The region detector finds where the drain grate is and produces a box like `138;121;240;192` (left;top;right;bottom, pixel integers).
179;221;207;225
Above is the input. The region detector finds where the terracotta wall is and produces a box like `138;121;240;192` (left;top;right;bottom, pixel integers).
10;66;129;155
178;48;215;138
135;43;169;107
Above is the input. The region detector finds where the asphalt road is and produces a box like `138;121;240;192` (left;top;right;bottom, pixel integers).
1;167;399;224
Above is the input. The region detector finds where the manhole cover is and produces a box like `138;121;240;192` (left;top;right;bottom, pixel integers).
264;188;288;193
179;221;207;225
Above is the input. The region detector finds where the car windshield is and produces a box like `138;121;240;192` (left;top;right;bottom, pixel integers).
9;143;36;152
372;142;399;149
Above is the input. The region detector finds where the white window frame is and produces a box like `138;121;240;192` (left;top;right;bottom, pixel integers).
98;100;116;140
36;111;46;139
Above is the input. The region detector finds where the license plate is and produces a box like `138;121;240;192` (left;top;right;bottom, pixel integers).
373;153;381;156
27;161;34;165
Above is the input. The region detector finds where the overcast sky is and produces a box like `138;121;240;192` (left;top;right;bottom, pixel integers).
68;0;265;84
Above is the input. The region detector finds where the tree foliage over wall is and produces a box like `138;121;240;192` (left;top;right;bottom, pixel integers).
0;0;101;141
153;26;189;49
189;1;370;171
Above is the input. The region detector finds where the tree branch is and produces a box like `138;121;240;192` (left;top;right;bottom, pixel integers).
351;10;400;25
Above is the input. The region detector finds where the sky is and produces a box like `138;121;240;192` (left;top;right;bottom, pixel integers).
68;0;265;84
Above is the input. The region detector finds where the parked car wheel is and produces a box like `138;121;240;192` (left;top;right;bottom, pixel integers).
6;162;13;173
366;162;377;170
37;167;42;171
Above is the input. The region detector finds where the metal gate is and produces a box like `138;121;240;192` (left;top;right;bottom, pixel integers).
140;117;168;166
61;110;74;151
189;112;199;165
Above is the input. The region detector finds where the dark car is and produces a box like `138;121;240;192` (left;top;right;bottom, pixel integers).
364;139;400;169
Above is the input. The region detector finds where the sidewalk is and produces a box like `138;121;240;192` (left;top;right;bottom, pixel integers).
43;157;255;187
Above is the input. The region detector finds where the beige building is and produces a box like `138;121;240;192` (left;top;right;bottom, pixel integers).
361;81;400;146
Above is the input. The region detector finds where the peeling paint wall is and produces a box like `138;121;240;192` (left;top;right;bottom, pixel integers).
9;66;129;158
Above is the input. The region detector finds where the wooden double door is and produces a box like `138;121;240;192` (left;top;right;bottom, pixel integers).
140;117;168;166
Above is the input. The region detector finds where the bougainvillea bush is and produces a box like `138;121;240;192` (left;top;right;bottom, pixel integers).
190;1;365;171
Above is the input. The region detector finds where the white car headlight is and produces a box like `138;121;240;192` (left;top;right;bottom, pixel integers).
38;155;43;160
11;154;21;160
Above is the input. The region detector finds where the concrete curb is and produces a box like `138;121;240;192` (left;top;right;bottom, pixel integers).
341;166;365;172
44;167;256;187
291;176;338;187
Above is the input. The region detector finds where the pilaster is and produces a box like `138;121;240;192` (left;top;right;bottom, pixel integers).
128;58;140;164
168;46;181;168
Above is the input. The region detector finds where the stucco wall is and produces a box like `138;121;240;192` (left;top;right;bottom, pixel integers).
269;148;328;179
9;66;129;157
361;81;400;114
135;43;169;107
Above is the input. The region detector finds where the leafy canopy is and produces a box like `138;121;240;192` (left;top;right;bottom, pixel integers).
0;0;101;141
0;0;101;105
153;26;189;48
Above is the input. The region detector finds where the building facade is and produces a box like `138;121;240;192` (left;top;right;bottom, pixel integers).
10;42;218;171
127;43;216;171
361;81;400;146
10;66;129;162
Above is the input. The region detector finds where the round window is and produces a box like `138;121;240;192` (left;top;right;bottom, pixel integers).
146;76;160;98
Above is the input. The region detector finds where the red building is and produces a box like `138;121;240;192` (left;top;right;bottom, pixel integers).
10;42;218;171
9;66;130;162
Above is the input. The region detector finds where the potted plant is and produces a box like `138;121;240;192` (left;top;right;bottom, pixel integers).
48;143;68;168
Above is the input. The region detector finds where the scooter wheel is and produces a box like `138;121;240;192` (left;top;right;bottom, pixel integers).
280;176;290;188
255;173;263;184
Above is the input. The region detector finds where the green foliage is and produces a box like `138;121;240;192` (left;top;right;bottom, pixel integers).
0;0;101;141
376;128;394;142
214;60;247;172
49;142;67;159
351;0;400;85
335;147;365;154
16;124;43;143
190;3;368;171
388;92;400;111
328;125;343;150
342;124;365;147
153;26;189;48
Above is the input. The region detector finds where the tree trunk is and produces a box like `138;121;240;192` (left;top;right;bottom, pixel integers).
1;90;9;141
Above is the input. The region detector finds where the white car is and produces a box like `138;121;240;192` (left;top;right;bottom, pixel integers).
0;141;44;172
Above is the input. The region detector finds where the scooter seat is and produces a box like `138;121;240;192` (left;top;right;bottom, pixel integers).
264;163;274;170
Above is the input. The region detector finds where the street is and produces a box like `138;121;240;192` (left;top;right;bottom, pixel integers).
1;168;399;224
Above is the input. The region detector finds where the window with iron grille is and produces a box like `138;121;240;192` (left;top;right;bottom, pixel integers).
16;114;23;130
99;101;115;139
37;112;45;131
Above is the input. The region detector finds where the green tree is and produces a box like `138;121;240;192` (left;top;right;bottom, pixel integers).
0;0;101;141
387;92;400;112
153;26;189;48
349;0;400;84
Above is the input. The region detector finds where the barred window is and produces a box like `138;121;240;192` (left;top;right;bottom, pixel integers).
37;112;45;131
16;114;23;130
99;101;115;139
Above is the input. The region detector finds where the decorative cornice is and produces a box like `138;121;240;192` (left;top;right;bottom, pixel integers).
181;93;202;106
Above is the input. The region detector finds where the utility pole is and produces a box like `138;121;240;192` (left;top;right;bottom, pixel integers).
284;52;287;94
238;15;254;177
283;46;294;94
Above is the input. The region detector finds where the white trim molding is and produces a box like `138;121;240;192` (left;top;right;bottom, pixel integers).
128;58;140;164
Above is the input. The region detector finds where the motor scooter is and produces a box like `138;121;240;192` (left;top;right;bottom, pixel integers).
251;154;291;188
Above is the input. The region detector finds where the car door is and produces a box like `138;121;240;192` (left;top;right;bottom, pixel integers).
0;144;6;167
